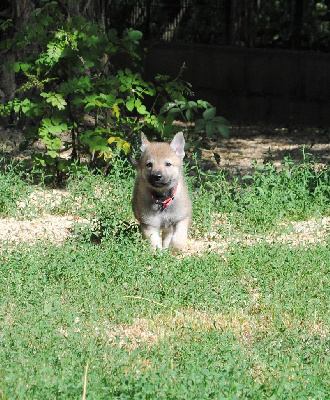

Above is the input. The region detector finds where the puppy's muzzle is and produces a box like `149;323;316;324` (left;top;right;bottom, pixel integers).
150;172;169;187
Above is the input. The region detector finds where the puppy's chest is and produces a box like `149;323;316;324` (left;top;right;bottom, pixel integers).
142;203;183;227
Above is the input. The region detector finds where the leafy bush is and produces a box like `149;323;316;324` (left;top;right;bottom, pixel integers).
0;1;228;177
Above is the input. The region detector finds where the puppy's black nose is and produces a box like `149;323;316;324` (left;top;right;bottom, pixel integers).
152;173;162;181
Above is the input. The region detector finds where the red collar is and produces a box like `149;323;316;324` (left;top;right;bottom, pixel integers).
148;184;178;209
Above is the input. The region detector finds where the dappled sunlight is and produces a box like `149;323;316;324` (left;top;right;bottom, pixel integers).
182;215;330;256
77;306;329;352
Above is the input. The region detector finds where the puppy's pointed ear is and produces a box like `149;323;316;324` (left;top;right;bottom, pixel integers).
170;131;185;158
140;132;150;153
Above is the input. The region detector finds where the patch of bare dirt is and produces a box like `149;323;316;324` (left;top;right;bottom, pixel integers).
0;214;87;246
185;216;330;256
199;125;330;176
0;187;88;247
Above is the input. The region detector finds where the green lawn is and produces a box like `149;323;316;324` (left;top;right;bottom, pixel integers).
0;155;329;399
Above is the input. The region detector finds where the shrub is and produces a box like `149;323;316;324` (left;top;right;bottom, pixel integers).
0;1;228;178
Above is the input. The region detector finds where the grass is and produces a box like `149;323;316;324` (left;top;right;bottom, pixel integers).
0;159;31;216
0;153;329;399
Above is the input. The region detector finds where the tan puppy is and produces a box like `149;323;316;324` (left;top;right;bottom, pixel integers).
131;132;191;251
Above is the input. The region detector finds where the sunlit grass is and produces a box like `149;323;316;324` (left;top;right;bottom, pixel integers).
0;155;329;398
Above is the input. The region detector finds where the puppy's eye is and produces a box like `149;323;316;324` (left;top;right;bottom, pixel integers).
146;162;152;168
165;161;172;167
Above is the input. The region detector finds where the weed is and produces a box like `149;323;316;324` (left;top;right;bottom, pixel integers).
0;159;30;216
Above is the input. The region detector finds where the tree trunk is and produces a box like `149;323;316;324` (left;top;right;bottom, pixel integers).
0;0;33;102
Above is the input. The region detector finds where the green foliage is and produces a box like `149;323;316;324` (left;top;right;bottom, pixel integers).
159;99;229;139
0;1;228;176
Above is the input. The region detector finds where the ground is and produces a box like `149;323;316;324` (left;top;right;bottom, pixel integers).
0;125;329;251
199;125;330;175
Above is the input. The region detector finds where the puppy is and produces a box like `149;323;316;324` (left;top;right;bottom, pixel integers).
131;132;191;251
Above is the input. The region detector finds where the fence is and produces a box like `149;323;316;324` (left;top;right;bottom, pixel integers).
143;42;330;125
108;0;330;51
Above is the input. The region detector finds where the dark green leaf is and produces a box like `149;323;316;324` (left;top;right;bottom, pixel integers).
126;98;134;112
137;104;147;115
20;63;30;72
13;62;20;72
203;107;216;120
185;108;192;121
168;107;181;115
107;28;118;41
194;119;205;133
48;150;57;158
213;116;230;125
128;30;143;41
84;60;94;67
205;121;214;137
216;123;230;138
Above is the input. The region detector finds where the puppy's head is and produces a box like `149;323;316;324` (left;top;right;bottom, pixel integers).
139;132;185;191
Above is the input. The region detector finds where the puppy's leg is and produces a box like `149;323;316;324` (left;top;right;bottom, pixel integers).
170;217;190;252
140;223;162;250
162;226;173;249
